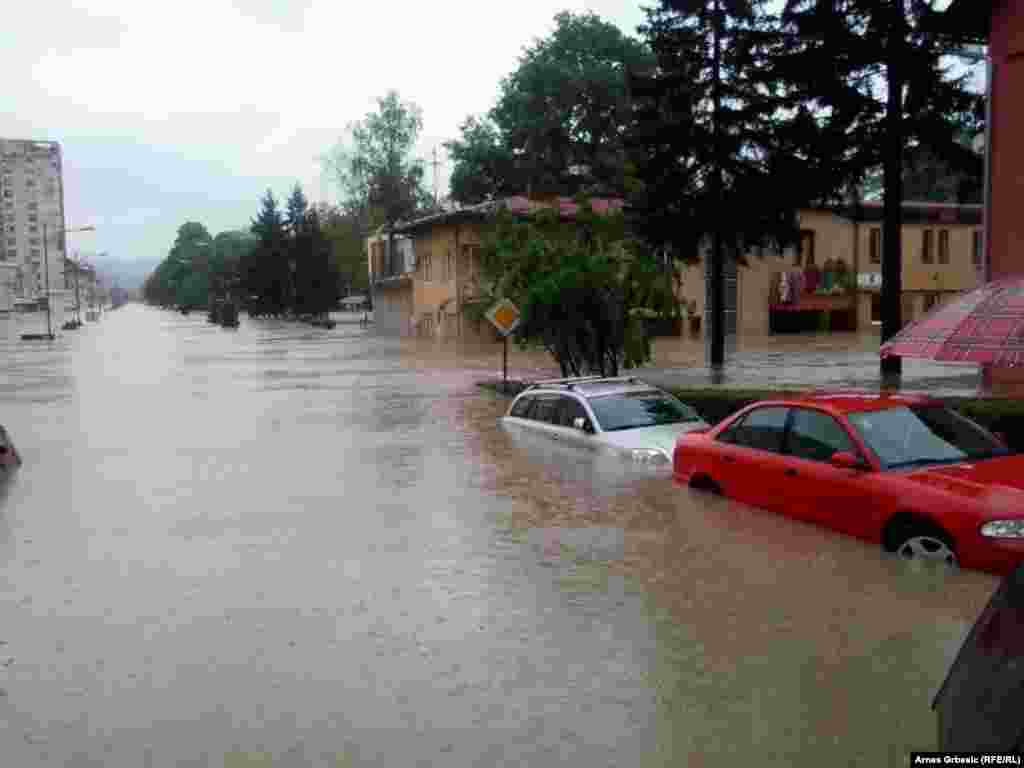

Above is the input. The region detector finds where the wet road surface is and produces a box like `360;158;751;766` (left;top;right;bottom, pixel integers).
0;306;999;766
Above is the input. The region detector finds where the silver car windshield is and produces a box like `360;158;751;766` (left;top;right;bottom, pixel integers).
587;391;701;432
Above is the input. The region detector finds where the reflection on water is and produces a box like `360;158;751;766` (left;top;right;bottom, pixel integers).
0;307;998;767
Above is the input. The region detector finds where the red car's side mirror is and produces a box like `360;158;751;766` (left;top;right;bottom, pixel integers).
831;451;869;471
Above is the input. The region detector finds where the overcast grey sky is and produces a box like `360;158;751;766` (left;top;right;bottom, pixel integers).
0;0;646;265
1;1;974;267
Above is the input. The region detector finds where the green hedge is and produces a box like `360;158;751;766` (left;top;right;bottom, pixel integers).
669;387;1024;452
478;380;1024;452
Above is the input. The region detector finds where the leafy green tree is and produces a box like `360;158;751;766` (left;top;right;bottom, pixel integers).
447;12;654;204
316;203;369;299
321;91;430;286
210;230;256;302
472;200;679;377
444;117;520;205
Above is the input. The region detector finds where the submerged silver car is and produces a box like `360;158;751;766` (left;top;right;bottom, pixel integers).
501;376;709;464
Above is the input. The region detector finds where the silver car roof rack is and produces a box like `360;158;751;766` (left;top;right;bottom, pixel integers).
526;375;643;391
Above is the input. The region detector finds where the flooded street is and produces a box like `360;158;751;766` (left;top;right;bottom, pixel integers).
0;306;999;766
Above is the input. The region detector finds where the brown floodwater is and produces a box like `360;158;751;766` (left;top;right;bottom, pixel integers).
0;306;998;766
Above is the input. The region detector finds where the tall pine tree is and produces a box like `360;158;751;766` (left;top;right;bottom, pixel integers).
777;0;983;378
247;189;289;317
631;0;843;365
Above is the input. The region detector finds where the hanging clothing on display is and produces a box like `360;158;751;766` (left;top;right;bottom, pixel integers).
804;267;820;295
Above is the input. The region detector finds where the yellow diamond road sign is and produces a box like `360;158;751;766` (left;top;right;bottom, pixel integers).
486;299;521;336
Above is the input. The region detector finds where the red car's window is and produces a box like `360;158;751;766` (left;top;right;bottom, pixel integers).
848;406;1007;470
787;408;856;463
719;406;789;453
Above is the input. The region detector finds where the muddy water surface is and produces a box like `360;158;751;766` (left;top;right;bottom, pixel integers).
0;306;997;766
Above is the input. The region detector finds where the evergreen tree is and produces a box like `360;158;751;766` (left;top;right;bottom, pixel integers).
776;0;983;376
631;0;839;365
284;183;309;236
293;207;339;318
247;189;289;317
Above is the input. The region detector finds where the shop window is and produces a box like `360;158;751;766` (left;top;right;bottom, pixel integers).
870;228;881;264
924;292;941;312
795;230;815;267
922;229;934;264
938;230;950;265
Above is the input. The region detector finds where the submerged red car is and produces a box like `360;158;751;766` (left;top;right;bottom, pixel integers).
673;393;1024;574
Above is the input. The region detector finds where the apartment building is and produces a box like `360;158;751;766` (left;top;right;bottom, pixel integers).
676;202;983;339
0;139;67;305
368;197;625;340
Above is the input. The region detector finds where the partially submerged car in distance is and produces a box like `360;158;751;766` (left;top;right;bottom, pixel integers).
502;376;709;464
0;424;22;472
672;392;1024;573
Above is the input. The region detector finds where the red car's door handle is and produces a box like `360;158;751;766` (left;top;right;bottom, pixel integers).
785;468;798;477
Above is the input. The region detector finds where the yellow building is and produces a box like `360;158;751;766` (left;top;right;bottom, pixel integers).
676;202;983;339
365;211;495;340
368;197;625;340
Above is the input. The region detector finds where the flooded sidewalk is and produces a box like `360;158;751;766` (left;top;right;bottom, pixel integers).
452;329;985;398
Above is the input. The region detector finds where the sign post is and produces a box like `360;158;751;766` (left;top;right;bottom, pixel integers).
485;298;522;390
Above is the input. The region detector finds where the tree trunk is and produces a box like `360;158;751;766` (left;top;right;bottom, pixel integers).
709;0;726;368
880;0;906;383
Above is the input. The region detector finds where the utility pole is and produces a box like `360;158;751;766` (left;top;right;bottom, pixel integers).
42;221;53;338
73;251;82;324
432;147;440;209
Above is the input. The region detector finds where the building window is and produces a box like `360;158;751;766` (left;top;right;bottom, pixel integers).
28;237;40;246
28;214;37;224
30;248;41;259
27;202;37;211
424;253;432;282
6;237;14;246
28;225;38;234
938;229;950;265
447;251;455;281
924;292;941;312
795;230;815;267
870;228;881;264
973;230;983;267
922;229;934;264
6;249;15;261
25;179;36;188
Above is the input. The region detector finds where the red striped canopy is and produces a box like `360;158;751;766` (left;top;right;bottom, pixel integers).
880;278;1024;367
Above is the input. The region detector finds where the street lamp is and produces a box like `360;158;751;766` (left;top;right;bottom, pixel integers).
41;223;95;339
